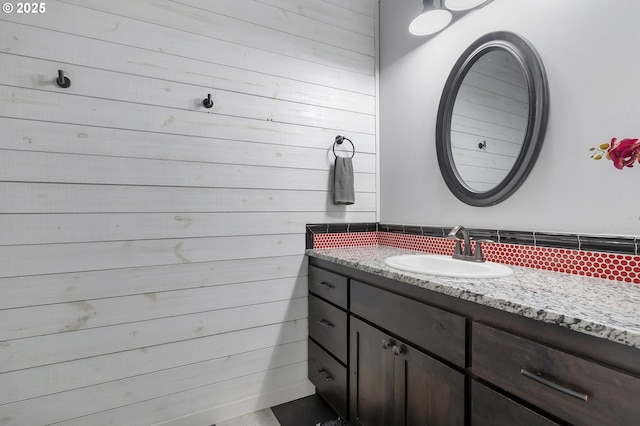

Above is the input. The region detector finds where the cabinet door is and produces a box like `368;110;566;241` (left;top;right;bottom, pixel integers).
394;340;465;426
349;317;395;426
350;317;466;426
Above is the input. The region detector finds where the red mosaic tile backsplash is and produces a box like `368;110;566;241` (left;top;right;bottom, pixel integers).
312;231;640;284
312;232;379;249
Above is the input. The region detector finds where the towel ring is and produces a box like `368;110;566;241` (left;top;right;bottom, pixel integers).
333;135;355;158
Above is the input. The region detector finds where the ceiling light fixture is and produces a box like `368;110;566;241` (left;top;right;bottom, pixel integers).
444;0;492;12
409;0;453;36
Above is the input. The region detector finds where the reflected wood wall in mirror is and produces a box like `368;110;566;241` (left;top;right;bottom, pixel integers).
436;31;549;206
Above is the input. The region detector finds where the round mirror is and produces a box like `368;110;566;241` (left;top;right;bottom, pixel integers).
436;31;549;206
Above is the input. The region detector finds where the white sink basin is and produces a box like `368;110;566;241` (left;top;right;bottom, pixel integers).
384;254;513;278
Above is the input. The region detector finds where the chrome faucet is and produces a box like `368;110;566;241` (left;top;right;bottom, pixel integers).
446;226;491;262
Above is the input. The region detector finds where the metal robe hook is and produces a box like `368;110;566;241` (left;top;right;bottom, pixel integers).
56;70;71;88
203;93;213;108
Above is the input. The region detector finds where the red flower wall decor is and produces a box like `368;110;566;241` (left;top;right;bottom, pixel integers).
590;138;640;169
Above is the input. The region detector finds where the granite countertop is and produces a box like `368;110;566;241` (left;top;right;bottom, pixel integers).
307;245;640;349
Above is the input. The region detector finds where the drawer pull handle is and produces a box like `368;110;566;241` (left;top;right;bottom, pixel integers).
520;368;589;402
318;368;334;382
317;319;334;328
318;281;334;289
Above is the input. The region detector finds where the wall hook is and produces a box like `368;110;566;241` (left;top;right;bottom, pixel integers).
56;70;71;88
478;140;487;150
203;93;213;108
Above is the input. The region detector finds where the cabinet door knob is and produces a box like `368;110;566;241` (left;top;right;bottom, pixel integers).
382;339;391;349
392;345;405;356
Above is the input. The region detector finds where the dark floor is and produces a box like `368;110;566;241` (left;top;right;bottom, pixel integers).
271;394;347;426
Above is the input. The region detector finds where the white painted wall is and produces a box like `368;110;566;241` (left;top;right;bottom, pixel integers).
380;0;640;235
0;0;376;424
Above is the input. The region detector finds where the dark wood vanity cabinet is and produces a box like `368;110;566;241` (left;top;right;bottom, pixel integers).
348;279;466;425
472;322;640;426
309;262;466;425
350;317;465;426
307;257;640;426
349;280;466;367
307;265;349;419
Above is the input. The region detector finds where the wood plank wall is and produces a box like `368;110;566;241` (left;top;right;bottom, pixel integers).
0;0;377;424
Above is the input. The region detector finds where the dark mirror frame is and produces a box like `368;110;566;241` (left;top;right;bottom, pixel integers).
436;31;549;206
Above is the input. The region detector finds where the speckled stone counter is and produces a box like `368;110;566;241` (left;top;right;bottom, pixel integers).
307;245;640;349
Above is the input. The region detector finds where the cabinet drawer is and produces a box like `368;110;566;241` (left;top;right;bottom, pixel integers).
309;294;347;363
309;265;348;309
309;339;347;420
471;380;559;426
472;322;640;426
350;280;466;367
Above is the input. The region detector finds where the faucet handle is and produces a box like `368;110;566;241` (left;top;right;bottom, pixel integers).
472;239;494;262
472;238;494;244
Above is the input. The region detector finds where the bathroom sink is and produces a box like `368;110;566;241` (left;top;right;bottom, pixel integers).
384;254;513;278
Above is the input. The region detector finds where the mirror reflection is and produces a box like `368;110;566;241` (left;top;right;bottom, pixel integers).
436;31;548;207
450;50;529;192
